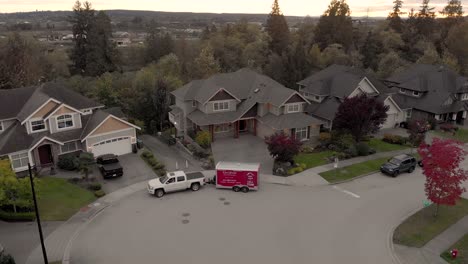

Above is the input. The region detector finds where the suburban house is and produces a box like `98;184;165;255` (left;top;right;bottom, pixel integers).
297;64;406;130
0;83;140;173
169;68;323;143
386;64;468;125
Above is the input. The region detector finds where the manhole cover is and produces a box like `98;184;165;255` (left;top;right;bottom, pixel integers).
182;219;190;224
224;201;230;205
219;197;226;201
182;213;190;217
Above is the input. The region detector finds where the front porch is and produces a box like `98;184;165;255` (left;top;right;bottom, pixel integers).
207;118;258;142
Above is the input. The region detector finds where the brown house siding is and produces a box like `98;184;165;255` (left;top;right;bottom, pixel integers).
209;90;236;101
286;94;306;104
91;117;133;136
52;105;78;116
32;101;59;118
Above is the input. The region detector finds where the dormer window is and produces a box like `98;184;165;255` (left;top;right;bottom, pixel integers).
413;91;420;96
461;93;468;101
82;109;92;115
399;88;406;94
213;101;229;112
57;114;74;129
287;103;301;113
31;120;46;132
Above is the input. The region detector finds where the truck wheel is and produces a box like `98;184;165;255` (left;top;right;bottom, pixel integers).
233;186;241;192
241;187;249;193
191;183;200;191
408;166;415;173
155;189;165;198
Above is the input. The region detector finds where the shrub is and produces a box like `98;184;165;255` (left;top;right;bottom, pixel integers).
156;169;167;177
57;154;79;171
300;146;314;153
0;253;16;264
265;132;303;162
147;157;159;167
356;142;370;156
383;134;406;145
88;182;102;191
369;148;377;155
427;117;437;130
335;133;356;150
195;130;211;149
141;150;152;158
187;129;197;140
287;166;304;175
440;123;457;132
94;190;106;198
0;209;35;222
345;145;358;157
319;132;332;143
153;163;165;170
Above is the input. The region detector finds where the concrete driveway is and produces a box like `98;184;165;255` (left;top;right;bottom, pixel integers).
98;153;157;193
70;164;434;264
212;135;273;174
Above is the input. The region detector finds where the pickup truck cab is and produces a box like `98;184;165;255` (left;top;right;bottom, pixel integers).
147;171;205;198
97;154;124;179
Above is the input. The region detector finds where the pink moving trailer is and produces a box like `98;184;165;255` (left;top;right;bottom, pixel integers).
216;161;260;193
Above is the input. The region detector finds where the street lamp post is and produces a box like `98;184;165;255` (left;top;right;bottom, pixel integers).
28;164;49;264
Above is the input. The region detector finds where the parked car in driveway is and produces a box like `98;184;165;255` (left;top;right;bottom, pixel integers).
97;154;124;179
147;171;205;198
380;154;417;177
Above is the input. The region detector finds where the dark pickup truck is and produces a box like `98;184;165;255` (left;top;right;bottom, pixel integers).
97;154;124;179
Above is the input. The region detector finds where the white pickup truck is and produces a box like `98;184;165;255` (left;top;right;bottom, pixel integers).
147;171;205;198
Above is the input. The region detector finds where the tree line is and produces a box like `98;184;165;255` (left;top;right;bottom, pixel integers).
0;0;467;132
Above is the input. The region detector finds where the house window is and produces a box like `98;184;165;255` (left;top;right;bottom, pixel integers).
0;121;3;132
192;101;197;107
61;142;77;153
57;114;74;129
413;91;420;96
213;101;229;111
315;96;321;101
31;120;46;132
82;109;92;115
399;88;406;94
215;123;230;133
295;127;309;141
287;103;301;113
461;93;468;101
10;152;29;169
405;109;412;118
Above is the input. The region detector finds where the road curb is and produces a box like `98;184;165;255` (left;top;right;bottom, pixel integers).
387;205;424;264
328;170;380;185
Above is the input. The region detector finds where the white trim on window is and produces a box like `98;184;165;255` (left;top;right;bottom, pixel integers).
413;91;420;96
0;121;3;132
60;141;78;154
295;127;309;141
287;103;301;113
9;151;30;171
213;101;230;112
57;114;74;130
461;93;468;101
399;88;406;94
30;118;47;133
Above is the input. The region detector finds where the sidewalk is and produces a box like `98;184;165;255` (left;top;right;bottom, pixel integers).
394;215;468;264
286;148;415;187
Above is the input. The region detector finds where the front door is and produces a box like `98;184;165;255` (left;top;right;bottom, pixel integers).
239;120;248;132
38;145;53;166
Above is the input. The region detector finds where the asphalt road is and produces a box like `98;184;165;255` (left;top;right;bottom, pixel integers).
70;166;436;264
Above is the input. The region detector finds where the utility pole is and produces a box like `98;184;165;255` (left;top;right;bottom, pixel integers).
28;163;49;264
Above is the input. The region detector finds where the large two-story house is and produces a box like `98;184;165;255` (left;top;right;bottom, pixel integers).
297;65;406;130
169;68;323;143
386;64;468;124
0;82;140;173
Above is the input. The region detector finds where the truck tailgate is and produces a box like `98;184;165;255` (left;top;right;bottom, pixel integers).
186;172;204;180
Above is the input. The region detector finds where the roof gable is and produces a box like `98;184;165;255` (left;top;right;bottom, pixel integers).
206;88;240;103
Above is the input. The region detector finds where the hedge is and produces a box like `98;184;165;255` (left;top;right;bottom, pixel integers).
0;209;35;222
140;149;167;177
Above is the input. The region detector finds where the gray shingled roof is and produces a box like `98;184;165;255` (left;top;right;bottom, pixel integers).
306;97;342;121
298;64;392;98
388;64;468;114
3;82;103;123
258;113;323;130
80;110;111;139
171;68;298;107
0;122;34;155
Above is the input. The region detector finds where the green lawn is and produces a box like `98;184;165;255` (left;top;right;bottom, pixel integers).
37;177;96;221
294;150;335;169
368;138;409;152
434;129;468;143
319;157;390;183
393;198;468;248
441;233;468;264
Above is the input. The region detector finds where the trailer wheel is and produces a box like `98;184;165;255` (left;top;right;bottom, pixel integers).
233;186;241;192
155;189;165;198
191;183;200;191
241;187;249;193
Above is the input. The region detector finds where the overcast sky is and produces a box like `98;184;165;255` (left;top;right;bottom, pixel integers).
1;0;465;17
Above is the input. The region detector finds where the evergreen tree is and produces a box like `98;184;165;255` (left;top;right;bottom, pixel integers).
152;79;169;132
314;0;354;51
145;21;174;63
415;0;436;37
193;45;221;79
388;0;405;32
265;0;290;55
70;1;94;74
361;31;382;70
440;0;464;17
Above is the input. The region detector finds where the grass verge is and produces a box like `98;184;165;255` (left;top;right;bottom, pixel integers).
394;198;468;248
294;150;335;169
434;129;468;143
441;233;468;263
319;157;389;183
38;177;96;221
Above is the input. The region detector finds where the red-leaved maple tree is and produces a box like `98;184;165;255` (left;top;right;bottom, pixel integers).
418;138;468;217
265;132;303;163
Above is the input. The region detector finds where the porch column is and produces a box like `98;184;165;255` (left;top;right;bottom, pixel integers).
235;121;240;139
209;125;214;143
253;119;257;136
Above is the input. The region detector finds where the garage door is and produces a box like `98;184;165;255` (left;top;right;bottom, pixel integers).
91;137;132;157
382;114;397;129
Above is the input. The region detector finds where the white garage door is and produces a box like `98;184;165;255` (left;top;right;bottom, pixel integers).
382;114;397;129
91;137;132;157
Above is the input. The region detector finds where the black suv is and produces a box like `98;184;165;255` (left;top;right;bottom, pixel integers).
380;154;417;177
97;154;124;179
